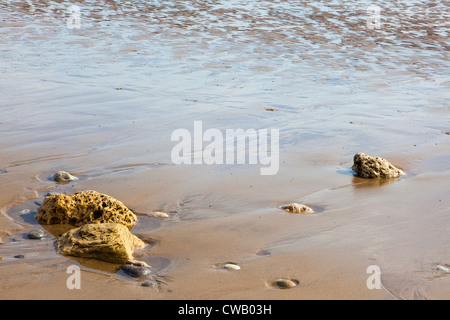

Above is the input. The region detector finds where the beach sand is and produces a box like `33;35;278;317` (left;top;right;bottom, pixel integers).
0;0;449;300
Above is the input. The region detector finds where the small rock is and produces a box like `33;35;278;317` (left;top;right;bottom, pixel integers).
121;264;152;278
282;203;313;214
222;263;241;271
436;265;450;273
52;171;78;183
445;132;450;135
352;152;405;179
141;280;157;287
273;278;299;289
0;169;6;174
149;211;169;218
19;209;30;214
27;229;46;240
14;255;25;259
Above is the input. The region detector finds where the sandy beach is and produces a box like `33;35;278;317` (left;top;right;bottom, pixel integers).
0;0;449;300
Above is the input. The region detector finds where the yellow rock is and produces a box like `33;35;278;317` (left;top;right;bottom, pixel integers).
36;190;137;230
352;152;405;179
282;203;313;214
56;223;146;264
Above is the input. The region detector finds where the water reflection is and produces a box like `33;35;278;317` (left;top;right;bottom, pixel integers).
351;175;397;189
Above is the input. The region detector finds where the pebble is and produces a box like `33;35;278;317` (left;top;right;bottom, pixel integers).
273;278;299;289
141;281;157;287
121;264;152;278
27;229;46;240
0;169;6;174
149;211;169;218
19;209;30;214
282;203;313;214
222;263;241;271
436;265;450;273
14;255;25;259
53;171;78;183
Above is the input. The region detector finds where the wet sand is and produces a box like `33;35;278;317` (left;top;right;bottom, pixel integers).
1;0;449;300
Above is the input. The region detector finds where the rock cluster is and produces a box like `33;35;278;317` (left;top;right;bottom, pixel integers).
352;152;405;179
35;190;137;230
36;190;144;265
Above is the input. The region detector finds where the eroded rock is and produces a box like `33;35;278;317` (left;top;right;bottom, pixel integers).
352;152;405;179
282;203;314;214
56;223;146;264
35;190;137;230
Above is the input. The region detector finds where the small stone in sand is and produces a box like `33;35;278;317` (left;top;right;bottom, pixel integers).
141;281;157;287
282;203;313;214
0;169;6;174
273;278;299;289
221;263;241;271
121;264;152;278
149;211;169;218
14;255;25;259
53;171;78;183
27;229;46;240
445;132;450;135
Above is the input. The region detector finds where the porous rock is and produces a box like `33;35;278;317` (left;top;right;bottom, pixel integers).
56;223;146;264
282;203;313;214
35;190;137;230
352;152;405;179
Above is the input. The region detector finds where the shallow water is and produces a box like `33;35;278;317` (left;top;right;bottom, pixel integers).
0;0;449;299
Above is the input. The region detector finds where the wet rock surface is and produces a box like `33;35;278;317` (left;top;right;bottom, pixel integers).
56;223;146;264
52;171;78;183
352;152;405;179
27;229;46;240
35;190;138;229
121;264;152;278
